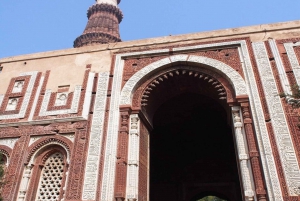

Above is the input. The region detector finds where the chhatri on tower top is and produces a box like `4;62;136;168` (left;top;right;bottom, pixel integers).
73;0;123;48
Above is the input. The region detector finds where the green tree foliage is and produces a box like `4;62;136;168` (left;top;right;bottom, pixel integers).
0;153;5;201
280;84;300;108
197;195;227;201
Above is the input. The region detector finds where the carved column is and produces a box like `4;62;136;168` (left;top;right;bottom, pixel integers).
241;102;267;201
17;165;33;201
115;108;130;201
126;114;140;201
232;106;255;201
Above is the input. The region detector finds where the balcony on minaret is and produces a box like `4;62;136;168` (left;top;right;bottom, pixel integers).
74;0;123;47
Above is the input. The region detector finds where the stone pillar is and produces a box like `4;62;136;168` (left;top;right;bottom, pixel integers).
126;114;140;201
17;165;33;201
115;108;131;200
241;102;267;201
232;106;255;201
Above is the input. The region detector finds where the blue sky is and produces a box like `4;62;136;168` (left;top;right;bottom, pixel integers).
0;0;299;58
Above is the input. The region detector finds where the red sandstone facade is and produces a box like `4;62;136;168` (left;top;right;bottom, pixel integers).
1;3;300;201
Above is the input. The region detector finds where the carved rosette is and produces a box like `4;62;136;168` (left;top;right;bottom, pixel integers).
232;106;255;201
74;3;123;47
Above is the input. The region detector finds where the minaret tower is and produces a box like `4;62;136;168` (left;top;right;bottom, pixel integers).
74;0;123;47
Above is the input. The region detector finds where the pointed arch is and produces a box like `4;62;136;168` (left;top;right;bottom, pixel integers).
26;135;73;165
120;55;247;106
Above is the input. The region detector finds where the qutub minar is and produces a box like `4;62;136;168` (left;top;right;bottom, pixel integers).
0;0;300;200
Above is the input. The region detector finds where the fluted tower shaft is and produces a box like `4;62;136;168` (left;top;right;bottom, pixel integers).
74;0;123;48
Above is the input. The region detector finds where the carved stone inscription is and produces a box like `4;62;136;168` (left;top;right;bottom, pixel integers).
82;72;109;200
253;42;300;196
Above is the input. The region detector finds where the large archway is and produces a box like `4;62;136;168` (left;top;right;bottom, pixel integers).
119;56;268;201
150;93;242;200
143;69;243;201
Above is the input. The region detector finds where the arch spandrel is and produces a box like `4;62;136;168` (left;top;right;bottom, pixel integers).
120;55;247;106
26;136;73;165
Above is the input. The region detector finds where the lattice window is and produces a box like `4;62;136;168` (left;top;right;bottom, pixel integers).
36;152;65;201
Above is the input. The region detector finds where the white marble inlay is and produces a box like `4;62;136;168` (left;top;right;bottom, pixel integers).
120;55;247;105
55;93;68;106
100;56;124;201
82;72;95;120
102;40;283;201
0;71;38;120
82;72;109;200
284;42;300;86
0;138;19;149
268;39;291;94
126;114;140;200
12;80;24;93
253;42;300;196
6;98;19;111
39;86;82;117
238;41;282;201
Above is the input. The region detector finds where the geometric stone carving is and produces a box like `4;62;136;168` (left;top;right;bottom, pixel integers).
39;86;81;116
12;80;24;93
33;71;93;120
284;42;300;86
35;152;65;201
101;55;126;200
55;93;68;106
238;41;283;201
82;72;109;200
120;55;247;105
0;71;38;120
269;39;292;94
6;98;19;111
109;40;282;201
253;41;300;196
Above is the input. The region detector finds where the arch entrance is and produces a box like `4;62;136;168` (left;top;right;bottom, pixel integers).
119;56;268;201
143;69;242;201
150;93;241;201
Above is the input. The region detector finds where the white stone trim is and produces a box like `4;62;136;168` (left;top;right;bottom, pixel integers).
238;41;282;201
61;133;75;143
269;39;291;94
82;72;109;200
100;57;124;201
0;95;4;110
39;85;82;116
82;72;95;120
253;42;300;196
120;55;247;105
28;76;44;121
17;165;33;201
97;0;118;6
232;106;254;201
284;42;300;86
28;140;71;165
103;40;283;201
0;71;38;120
28;136;43;146
126;114;140;200
0;137;19;149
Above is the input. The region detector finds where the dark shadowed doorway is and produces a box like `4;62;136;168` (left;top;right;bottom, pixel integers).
149;92;242;201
